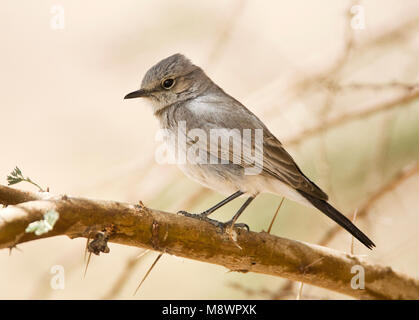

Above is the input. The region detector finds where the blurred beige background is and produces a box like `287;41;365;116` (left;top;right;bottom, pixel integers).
0;0;419;299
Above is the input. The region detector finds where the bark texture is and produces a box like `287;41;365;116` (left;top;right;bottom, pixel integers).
1;185;418;300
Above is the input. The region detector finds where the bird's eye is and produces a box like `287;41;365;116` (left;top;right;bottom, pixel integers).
162;78;175;89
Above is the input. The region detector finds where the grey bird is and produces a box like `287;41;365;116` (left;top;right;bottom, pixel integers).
124;53;375;249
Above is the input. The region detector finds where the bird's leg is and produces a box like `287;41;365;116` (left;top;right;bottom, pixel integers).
223;197;254;231
199;196;254;231
178;190;243;219
178;192;254;232
200;190;244;217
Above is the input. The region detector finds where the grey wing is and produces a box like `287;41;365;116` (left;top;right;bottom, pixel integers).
173;100;263;167
262;134;328;200
173;98;328;200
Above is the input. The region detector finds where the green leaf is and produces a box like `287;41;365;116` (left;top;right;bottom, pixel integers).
7;177;21;185
14;166;22;177
6;166;44;191
7;166;25;186
25;210;60;236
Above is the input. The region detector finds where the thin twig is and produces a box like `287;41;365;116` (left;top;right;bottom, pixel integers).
296;282;304;300
267;198;284;234
134;253;163;295
351;209;358;255
284;89;419;146
206;0;247;67
319;162;419;246
103;249;151;299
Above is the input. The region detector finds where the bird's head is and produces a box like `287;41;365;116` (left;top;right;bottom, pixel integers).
124;53;210;114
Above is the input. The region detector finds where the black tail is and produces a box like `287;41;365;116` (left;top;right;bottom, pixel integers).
297;189;375;250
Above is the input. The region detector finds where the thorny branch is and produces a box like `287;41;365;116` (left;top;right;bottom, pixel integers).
1;184;419;300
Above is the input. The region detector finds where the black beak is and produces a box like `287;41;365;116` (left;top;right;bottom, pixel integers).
124;89;148;99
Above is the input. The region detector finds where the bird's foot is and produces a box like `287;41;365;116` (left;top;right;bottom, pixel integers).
220;220;249;249
177;210;249;231
216;220;250;232
177;210;209;220
199;218;250;235
177;210;220;225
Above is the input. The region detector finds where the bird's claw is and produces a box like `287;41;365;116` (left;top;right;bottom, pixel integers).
177;210;217;223
177;210;250;232
229;222;250;231
218;221;250;232
177;210;205;220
